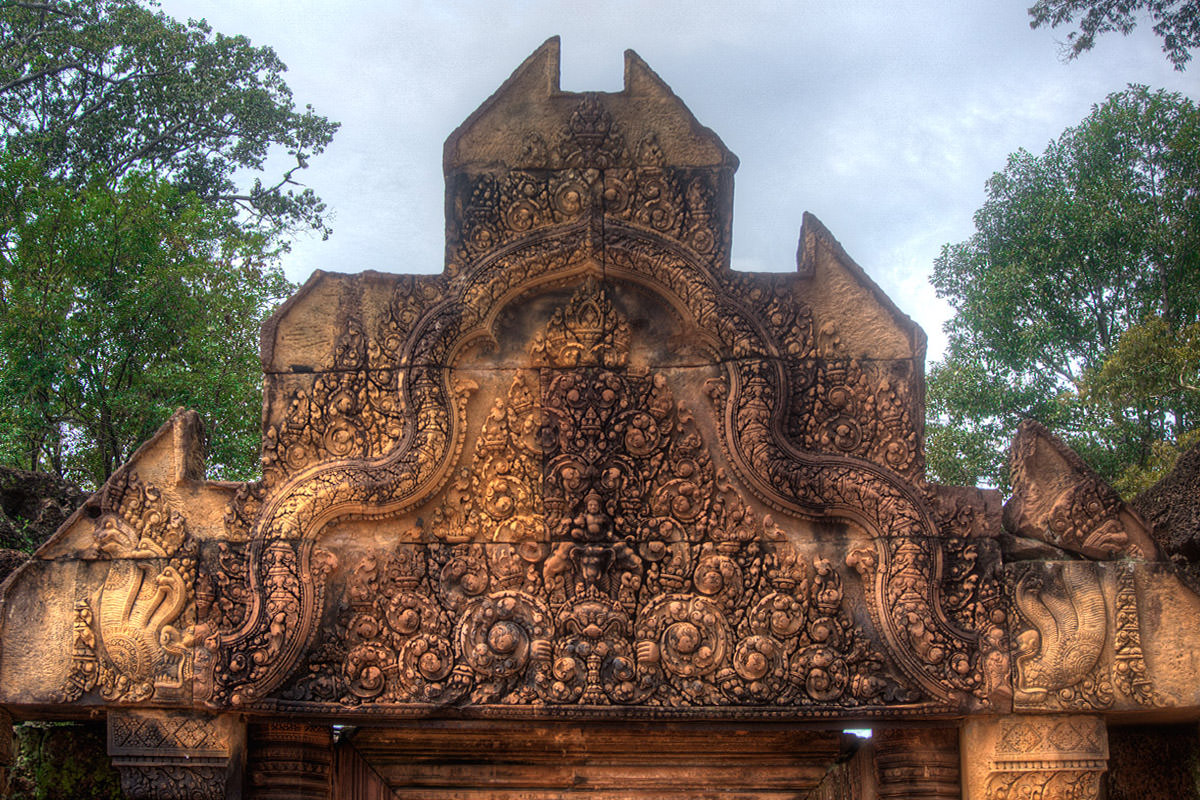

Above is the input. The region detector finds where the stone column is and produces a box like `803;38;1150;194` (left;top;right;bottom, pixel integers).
246;722;332;800
961;714;1107;800
107;709;245;800
874;728;960;800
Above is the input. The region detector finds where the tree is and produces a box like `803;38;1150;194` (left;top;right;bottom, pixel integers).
0;0;337;487
927;85;1200;492
1;0;338;239
1029;0;1200;70
0;158;293;484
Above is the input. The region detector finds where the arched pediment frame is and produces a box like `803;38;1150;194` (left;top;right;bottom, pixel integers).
203;220;1005;715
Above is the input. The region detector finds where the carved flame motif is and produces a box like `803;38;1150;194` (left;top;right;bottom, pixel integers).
282;283;912;709
63;471;196;703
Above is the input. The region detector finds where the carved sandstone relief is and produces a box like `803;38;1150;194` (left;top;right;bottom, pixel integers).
1;42;1016;731
1008;559;1160;712
201;231;1004;715
276;283;914;711
1004;420;1158;560
962;714;1108;800
62;469;198;704
107;710;243;800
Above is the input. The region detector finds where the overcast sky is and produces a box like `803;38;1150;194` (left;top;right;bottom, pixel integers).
158;1;1196;360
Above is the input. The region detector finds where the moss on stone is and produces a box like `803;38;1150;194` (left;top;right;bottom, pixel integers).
9;722;124;800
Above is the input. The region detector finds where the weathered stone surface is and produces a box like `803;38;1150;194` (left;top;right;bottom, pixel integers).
246;723;330;800
185;37;1007;721
0;409;238;710
875;727;960;799
0;465;87;552
1133;438;1200;594
1004;420;1158;560
345;721;848;799
1106;724;1200;800
810;736;877;800
962;714;1108;800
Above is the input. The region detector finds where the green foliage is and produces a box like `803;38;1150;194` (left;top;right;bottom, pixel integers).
1085;316;1200;496
1029;0;1200;70
0;0;339;239
0;0;331;487
927;85;1200;489
0;156;292;485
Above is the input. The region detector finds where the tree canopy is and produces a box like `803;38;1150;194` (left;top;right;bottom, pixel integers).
927;85;1200;494
1029;0;1200;70
1;0;338;238
0;0;336;488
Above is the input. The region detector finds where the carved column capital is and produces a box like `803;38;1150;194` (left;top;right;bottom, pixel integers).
107;709;245;800
962;714;1108;800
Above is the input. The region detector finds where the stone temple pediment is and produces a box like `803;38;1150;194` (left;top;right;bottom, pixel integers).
2;37;1200;800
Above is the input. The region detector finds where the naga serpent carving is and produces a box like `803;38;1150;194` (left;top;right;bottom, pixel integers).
1013;561;1107;705
64;470;195;703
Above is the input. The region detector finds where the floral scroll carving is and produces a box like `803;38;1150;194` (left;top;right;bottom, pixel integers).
279;284;913;710
200;92;1004;716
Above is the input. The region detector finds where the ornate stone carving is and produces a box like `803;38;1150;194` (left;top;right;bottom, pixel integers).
200;80;1004;713
963;715;1108;800
107;710;243;800
1009;557;1162;712
1112;564;1159;706
15;37;1200;800
1004;420;1157;560
278;283;913;711
1011;561;1110;709
62;470;197;703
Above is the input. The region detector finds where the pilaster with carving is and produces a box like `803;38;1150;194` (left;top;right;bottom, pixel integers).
247;723;332;800
875;727;959;800
107;710;244;800
962;715;1108;800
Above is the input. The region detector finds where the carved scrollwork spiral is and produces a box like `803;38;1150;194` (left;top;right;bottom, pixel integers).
639;595;730;691
719;634;790;703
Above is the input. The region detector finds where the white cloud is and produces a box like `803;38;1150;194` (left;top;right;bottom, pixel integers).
159;0;1198;359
